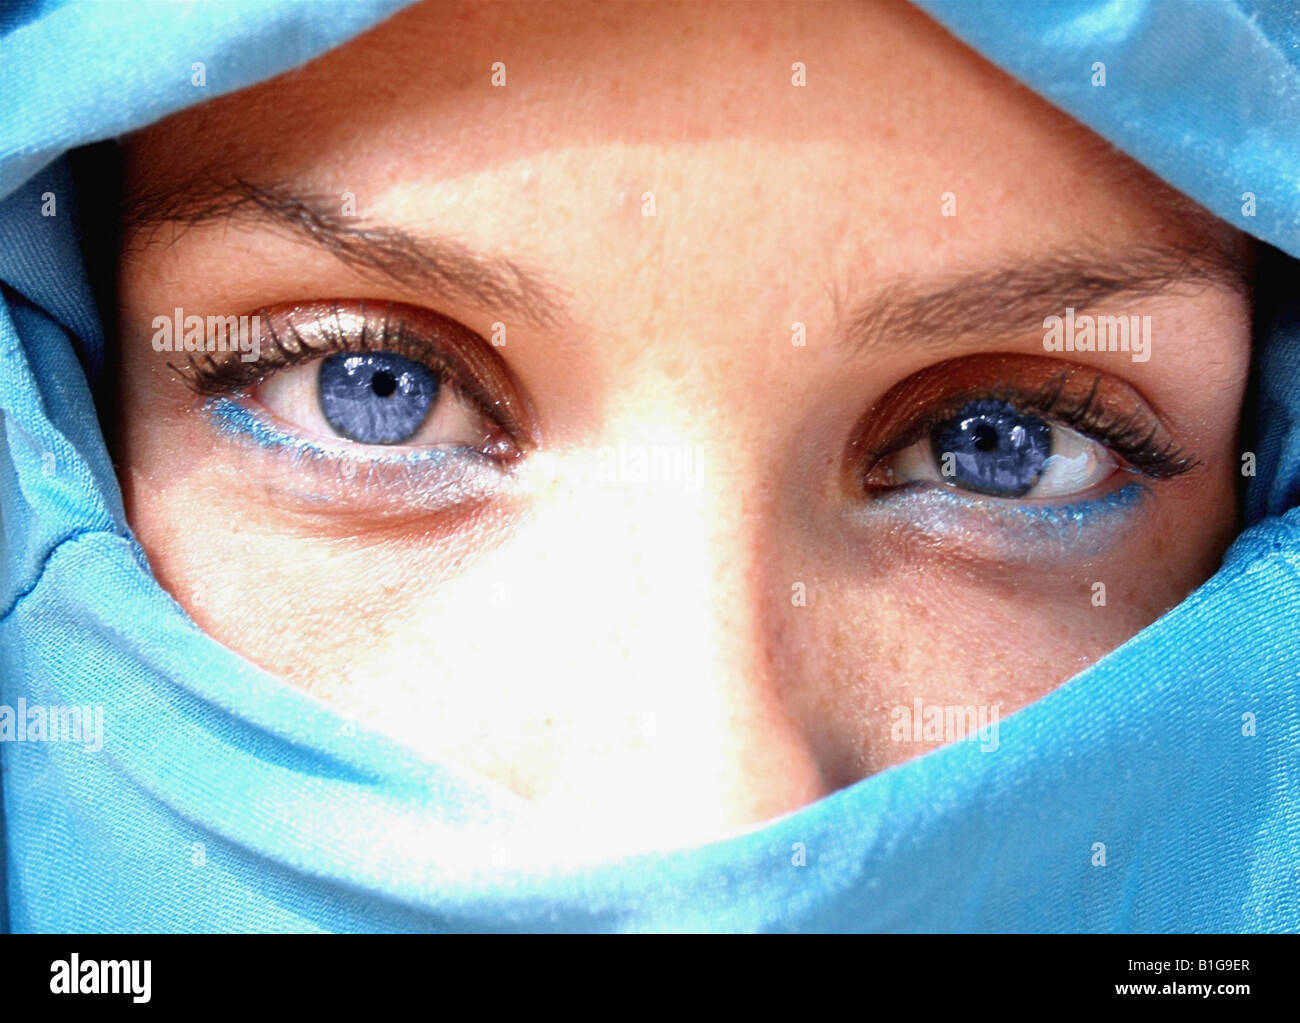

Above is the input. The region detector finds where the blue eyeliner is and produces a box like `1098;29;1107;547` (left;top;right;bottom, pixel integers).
205;396;456;468
202;395;514;515
861;479;1152;561
914;479;1149;526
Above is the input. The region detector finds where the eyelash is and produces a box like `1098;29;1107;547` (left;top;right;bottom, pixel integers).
862;372;1198;488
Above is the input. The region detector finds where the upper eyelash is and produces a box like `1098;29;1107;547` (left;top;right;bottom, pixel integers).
1024;372;1199;478
868;372;1199;480
171;301;509;435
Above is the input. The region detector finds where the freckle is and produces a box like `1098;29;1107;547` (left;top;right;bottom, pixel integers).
737;19;771;56
868;634;902;675
660;356;689;381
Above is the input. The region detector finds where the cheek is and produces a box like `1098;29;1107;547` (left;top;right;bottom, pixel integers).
124;469;507;701
774;460;1241;783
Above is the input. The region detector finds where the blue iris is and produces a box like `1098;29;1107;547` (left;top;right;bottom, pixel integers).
318;351;439;444
930;398;1051;497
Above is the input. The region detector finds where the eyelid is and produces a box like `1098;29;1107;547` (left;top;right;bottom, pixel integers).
850;353;1200;487
202;394;515;524
171;298;537;450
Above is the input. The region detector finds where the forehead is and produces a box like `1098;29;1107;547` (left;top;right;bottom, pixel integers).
123;0;1224;278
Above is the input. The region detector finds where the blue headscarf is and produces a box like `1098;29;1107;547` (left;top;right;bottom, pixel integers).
1;0;1297;932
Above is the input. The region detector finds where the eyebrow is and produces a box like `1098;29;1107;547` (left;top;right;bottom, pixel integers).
841;240;1251;354
121;178;571;330
123;178;1248;350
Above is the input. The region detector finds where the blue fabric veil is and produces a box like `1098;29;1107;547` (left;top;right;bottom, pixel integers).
1;0;1297;932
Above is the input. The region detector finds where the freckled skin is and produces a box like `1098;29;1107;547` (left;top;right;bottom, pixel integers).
115;0;1251;853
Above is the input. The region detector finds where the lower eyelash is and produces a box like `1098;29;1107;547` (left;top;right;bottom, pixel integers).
857;479;1151;562
204;396;506;512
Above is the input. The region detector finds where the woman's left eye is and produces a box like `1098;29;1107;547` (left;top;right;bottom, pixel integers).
873;397;1118;499
253;349;501;451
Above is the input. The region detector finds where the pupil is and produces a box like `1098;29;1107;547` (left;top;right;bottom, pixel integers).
370;370;397;398
972;423;998;451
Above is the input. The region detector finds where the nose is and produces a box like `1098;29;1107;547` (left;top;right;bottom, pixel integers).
513;438;830;850
407;423;831;854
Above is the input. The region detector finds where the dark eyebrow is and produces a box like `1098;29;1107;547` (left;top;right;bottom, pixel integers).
121;178;570;331
842;240;1251;354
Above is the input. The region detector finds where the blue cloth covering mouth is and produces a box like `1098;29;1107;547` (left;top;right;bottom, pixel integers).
1;0;1298;932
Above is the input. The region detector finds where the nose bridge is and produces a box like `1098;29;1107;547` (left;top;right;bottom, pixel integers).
521;420;765;688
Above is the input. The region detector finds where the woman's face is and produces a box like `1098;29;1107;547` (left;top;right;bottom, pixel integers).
115;0;1252;851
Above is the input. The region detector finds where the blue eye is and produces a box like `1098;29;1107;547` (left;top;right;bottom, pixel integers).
318;351;439;444
930;398;1051;497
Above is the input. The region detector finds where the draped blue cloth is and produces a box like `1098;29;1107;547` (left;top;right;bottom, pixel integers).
1;0;1297;932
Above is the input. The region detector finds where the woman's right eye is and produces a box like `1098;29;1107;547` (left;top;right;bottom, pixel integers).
179;300;535;518
255;349;502;451
180;298;533;459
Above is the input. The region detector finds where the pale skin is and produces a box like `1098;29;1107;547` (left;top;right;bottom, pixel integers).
114;0;1252;852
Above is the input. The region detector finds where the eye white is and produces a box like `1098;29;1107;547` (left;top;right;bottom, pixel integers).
1027;425;1116;497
